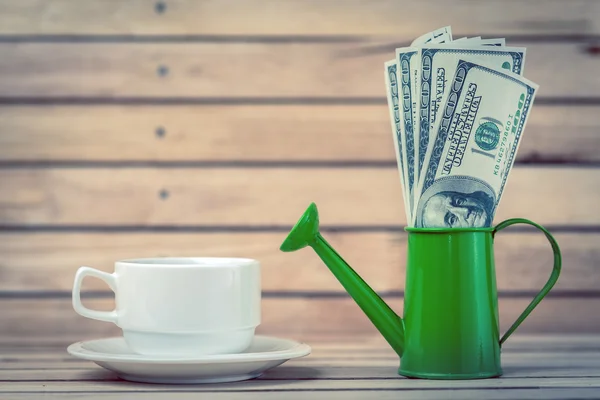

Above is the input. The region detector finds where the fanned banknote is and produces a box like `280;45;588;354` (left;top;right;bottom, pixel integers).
383;27;538;227
480;38;506;46
402;37;499;208
413;60;538;228
410;26;453;46
452;37;506;46
384;60;410;222
414;45;526;209
384;27;452;222
390;28;452;220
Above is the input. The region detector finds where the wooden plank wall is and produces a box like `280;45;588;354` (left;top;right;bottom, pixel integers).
0;0;599;344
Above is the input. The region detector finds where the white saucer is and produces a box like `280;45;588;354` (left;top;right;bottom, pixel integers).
67;335;311;384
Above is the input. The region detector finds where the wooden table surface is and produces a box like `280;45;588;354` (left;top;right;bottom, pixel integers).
2;334;600;400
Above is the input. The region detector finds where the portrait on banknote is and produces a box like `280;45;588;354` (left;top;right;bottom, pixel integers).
414;176;495;228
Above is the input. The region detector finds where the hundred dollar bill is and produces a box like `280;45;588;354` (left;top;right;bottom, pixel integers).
451;37;506;46
439;34;507;48
393;49;418;220
412;60;538;228
393;28;453;220
455;36;480;42
410;26;452;46
450;37;505;46
415;45;526;208
384;60;411;222
480;38;506;46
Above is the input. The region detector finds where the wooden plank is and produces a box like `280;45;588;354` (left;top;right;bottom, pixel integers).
4;333;599;353
0;353;600;372
0;167;597;226
4;344;600;361
4;356;600;380
1;105;598;163
0;0;596;36
4;365;600;381
3;334;600;356
0;41;595;99
0;232;596;292
4;349;600;364
3;376;600;392
2;296;600;344
7;390;600;400
3;351;600;381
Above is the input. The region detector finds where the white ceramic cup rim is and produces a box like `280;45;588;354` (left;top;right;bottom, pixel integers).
115;257;259;268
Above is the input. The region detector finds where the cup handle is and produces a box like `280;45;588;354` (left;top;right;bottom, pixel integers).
72;266;118;324
492;218;562;346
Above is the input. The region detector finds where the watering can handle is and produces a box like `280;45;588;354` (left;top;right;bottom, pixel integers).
493;218;562;346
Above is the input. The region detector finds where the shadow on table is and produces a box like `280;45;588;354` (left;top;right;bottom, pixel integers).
259;365;323;380
502;365;600;378
70;365;324;388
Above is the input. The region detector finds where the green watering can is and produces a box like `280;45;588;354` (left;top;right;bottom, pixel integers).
280;202;561;380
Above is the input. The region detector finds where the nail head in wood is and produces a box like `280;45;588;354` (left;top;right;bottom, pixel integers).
155;127;166;138
159;189;169;200
157;65;169;77
155;1;167;14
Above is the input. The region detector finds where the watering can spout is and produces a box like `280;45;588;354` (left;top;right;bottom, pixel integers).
280;202;405;357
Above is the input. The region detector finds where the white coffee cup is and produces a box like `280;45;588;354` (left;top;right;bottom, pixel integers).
72;257;261;357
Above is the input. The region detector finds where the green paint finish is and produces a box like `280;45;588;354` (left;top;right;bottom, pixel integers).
280;202;561;380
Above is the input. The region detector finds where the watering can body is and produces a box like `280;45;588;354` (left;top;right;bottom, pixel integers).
400;229;500;378
280;203;561;380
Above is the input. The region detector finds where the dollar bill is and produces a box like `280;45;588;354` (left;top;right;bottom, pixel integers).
415;45;526;209
480;38;506;46
441;37;505;47
451;37;506;46
410;26;453;46
392;28;453;220
413;60;539;228
384;60;410;222
456;36;481;42
392;49;418;220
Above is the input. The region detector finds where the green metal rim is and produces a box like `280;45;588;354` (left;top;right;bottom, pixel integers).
404;226;496;233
